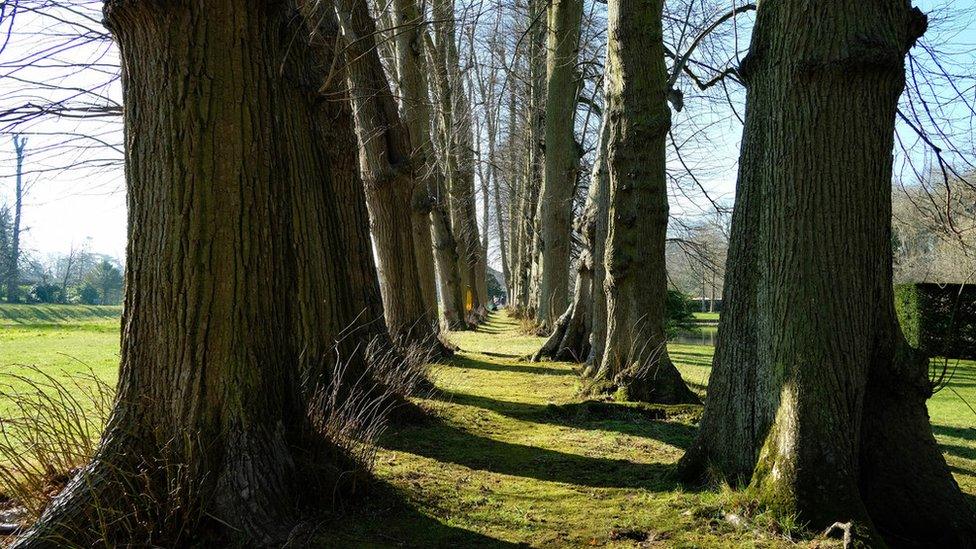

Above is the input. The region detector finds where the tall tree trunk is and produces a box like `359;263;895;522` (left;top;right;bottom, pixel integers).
588;0;697;405
513;0;546;316
678;1;974;543
6;136;25;303
430;0;485;322
14;2;378;544
334;0;445;353
392;0;466;330
534;120;609;364
584;119;610;375
533;0;582;330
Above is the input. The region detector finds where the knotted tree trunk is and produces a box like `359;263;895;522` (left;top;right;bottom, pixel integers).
534;0;582;330
534;120;609;365
586;0;697;405
334;0;447;354
392;0;466;330
14;2;383;545
678;1;975;544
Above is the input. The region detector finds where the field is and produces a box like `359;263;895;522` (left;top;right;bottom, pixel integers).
0;305;973;546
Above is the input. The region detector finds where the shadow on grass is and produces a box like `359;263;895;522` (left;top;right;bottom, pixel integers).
449;355;573;377
381;415;681;491
933;424;976;442
432;390;698;450
316;481;524;547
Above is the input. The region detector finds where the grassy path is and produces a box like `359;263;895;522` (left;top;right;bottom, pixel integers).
1;307;973;546
326;314;841;546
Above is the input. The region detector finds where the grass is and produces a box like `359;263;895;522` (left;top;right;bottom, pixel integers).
0;304;122;326
0;305;973;546
691;312;720;323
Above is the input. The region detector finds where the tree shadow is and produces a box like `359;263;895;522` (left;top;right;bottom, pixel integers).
430;389;699;450
449;355;574;377
313;480;524;547
932;424;976;442
942;443;976;461
381;415;681;491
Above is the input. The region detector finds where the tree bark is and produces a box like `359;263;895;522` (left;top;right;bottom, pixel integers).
534;120;609;364
6;136;25;303
678;1;975;543
14;2;378;544
533;0;582;330
334;0;445;353
392;0;466;330
430;0;485;323
588;0;697;405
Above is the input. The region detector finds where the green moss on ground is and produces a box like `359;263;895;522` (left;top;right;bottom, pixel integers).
1;308;973;547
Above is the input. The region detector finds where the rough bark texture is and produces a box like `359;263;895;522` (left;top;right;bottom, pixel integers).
430;0;485;323
534;121;609;365
5;136;25;303
392;0;466;330
335;0;444;353
14;2;374;545
589;0;697;405
533;0;581;330
678;1;975;544
585;121;610;375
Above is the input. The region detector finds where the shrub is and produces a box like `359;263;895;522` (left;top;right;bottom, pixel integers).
74;283;100;305
666;290;699;337
895;283;976;359
28;284;63;304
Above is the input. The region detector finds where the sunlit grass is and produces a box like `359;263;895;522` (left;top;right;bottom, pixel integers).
0;305;972;546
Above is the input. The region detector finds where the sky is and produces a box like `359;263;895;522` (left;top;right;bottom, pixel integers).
0;0;973;267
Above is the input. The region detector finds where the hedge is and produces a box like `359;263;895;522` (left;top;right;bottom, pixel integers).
894;283;976;360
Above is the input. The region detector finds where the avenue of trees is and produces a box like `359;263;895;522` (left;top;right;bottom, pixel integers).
0;0;973;546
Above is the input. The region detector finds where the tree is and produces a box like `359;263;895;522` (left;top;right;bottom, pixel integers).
583;0;697;404
533;0;582;330
83;259;123;305
333;0;448;352
430;0;487;322
14;1;386;544
533;119;608;364
678;1;976;543
391;0;467;330
5;135;26;303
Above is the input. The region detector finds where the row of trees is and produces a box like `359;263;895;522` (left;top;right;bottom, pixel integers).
513;0;975;545
0;0;973;546
0;234;124;305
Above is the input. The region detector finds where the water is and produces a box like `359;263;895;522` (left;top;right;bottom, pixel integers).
671;326;717;346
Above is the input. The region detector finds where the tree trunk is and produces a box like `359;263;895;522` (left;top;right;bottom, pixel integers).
534;120;610;364
588;0;697;405
678;1;975;543
392;0;466;330
533;0;582;330
585;120;610;375
334;0;445;353
430;0;485;323
6;136;25;303
14;3;378;544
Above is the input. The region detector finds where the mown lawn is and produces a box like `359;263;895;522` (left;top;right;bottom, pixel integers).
0;305;973;547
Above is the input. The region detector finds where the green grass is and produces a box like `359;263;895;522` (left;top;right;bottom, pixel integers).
691;311;720;323
0;303;123;326
0;304;120;418
0;305;973;547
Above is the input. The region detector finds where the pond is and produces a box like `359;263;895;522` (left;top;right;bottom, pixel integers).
671;325;718;347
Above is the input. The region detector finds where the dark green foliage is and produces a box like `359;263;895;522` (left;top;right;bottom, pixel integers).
666;290;698;337
75;284;100;305
29;283;63;304
487;269;505;302
83;260;124;305
895;283;976;359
